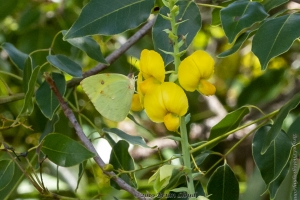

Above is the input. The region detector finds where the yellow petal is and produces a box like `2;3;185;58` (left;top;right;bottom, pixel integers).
144;82;188;122
140;49;165;83
161;82;188;116
178;50;215;92
131;94;143;111
198;80;216;96
139;77;160;95
164;113;180;131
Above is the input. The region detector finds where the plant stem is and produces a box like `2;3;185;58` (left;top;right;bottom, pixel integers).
180;116;196;198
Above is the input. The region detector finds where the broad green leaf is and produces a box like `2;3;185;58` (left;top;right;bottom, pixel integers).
109;140;137;189
237;69;285;107
39;114;60;142
270;160;291;200
286;116;300;145
103;128;151;148
0;159;14;191
0;0;17;20
211;1;233;26
41;133;95;167
207;106;250;149
64;0;154;39
252;126;292;185
207;164;239;200
261;92;300;154
20;65;42;116
22;57;33;92
262;0;289;12
36;73;66;119
1;42;28;70
47;55;82;77
153;1;201;65
221;1;268;43
0;157;22;199
218;30;255;58
193;150;213;166
62;30;107;63
252;13;300;70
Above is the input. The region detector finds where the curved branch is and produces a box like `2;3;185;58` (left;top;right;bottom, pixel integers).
45;73;145;200
67;17;156;88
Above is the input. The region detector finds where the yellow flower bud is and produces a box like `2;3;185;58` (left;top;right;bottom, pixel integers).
131;94;143;111
178;50;216;96
144;82;188;131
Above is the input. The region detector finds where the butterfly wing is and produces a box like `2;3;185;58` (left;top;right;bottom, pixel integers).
81;73;135;122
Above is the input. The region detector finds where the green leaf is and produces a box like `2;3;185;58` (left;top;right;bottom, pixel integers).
149;165;177;193
193;150;213;166
153;1;201;65
64;0;154;39
207;164;239;200
286;116;300;145
207;106;250;149
20;65;43;116
36;73;66;119
218;30;255;58
0;0;17;20
252;13;300;70
103;128;152;148
0;159;14;191
262;0;289;12
62;30;107;63
252;126;292;186
261;92;300;154
47;55;82;77
109;140;137;189
237;69;285;107
39;114;60;142
211;1;233;26
41;133;95;167
1;42;28;70
221;1;268;43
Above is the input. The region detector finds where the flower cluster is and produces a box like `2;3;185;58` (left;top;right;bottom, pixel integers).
131;49;215;131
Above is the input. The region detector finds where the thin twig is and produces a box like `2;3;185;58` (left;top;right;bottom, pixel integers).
44;73;145;200
67;17;156;88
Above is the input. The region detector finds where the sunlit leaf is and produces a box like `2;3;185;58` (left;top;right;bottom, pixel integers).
0;159;14;191
252;13;300;70
36;73;66;119
62;30;107;63
41;133;95;167
1;43;28;70
252;126;292;186
109;140;137;189
103;128;151;148
207;106;250;149
261;92;300;153
47;55;82;77
153;1;201;65
64;0;154;39
221;1;268;43
207;164;239;200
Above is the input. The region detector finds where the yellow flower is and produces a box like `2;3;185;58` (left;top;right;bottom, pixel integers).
131;94;143;111
144;82;188;131
178;50;216;96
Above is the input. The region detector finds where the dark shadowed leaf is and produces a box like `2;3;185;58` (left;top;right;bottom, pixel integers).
153;1;201;65
47;55;82;77
64;0;154;39
207;164;239;200
36;73;66;119
62;30;107;63
109;140;137;189
252;126;292;186
252;13;300;70
41;133;95;167
0;159;14;191
221;1;268;43
263;0;289;12
1;43;28;70
261;92;300;153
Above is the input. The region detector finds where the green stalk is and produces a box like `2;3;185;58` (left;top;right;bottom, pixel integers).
180;116;196;198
